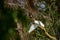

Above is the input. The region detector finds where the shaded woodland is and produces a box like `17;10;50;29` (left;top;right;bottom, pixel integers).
0;0;60;40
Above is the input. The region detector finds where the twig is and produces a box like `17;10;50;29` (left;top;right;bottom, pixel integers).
7;0;57;40
39;26;57;40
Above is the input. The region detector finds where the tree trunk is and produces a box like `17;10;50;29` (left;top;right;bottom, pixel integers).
15;19;31;40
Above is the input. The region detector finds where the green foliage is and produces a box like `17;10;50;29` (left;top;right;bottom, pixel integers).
0;0;60;40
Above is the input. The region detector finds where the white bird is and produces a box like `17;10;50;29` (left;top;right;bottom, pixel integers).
28;20;45;33
34;20;39;24
28;24;38;33
39;21;45;27
34;20;45;27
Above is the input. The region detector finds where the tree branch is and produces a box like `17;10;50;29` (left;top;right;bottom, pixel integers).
39;26;57;40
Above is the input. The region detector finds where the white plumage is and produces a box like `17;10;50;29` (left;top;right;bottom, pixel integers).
39;21;45;27
34;20;45;27
28;24;38;33
28;20;45;33
34;20;39;24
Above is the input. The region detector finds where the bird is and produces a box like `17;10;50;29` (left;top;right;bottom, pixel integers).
28;20;45;33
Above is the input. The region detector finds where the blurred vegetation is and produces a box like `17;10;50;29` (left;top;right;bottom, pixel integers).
0;0;60;40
